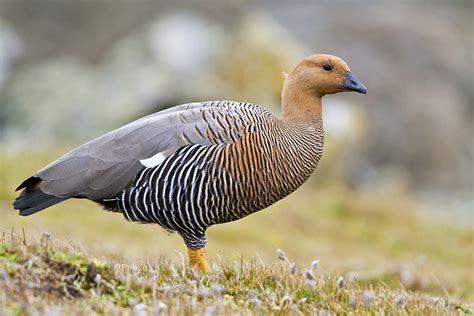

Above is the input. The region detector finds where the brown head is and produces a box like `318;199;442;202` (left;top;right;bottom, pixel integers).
282;54;366;121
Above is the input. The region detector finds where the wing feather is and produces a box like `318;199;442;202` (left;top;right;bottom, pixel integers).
28;101;273;200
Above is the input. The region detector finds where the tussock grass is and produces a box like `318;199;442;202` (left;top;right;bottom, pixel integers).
1;234;471;315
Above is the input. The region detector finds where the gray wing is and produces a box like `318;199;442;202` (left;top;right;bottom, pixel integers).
26;101;273;200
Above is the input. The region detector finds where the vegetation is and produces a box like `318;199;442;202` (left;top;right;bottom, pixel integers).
1;151;473;314
1;235;471;315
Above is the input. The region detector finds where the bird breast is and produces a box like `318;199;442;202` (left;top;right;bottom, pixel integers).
214;119;325;222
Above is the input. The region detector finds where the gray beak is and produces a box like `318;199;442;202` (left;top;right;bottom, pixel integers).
343;72;367;94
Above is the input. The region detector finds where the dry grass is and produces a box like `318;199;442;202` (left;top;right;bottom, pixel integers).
1;234;471;315
1;150;473;314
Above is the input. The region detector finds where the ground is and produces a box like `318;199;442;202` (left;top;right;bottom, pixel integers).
0;235;471;315
0;150;473;314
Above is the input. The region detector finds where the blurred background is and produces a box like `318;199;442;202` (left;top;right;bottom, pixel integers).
0;0;472;299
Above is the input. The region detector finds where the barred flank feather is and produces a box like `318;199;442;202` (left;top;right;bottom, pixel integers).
114;103;324;249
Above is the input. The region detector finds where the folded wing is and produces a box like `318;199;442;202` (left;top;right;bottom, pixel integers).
17;101;267;200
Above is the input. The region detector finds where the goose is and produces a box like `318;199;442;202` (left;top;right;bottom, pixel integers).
14;54;366;271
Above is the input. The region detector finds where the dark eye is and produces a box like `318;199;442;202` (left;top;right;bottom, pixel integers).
323;64;333;71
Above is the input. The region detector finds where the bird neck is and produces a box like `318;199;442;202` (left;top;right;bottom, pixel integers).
281;79;323;123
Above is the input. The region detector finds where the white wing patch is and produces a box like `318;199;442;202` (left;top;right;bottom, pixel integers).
140;152;167;167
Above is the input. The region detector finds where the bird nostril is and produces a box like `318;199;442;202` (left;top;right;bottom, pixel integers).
351;80;357;85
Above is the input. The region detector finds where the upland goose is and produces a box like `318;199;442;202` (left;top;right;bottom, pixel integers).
14;54;366;271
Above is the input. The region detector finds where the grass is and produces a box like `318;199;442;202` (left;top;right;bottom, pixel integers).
1;234;471;315
0;149;473;314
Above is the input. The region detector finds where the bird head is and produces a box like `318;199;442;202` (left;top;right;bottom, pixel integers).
286;54;367;96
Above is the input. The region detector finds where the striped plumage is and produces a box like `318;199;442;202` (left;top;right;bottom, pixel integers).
13;54;366;270
115;101;324;249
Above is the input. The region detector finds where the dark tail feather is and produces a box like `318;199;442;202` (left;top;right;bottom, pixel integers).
13;190;67;216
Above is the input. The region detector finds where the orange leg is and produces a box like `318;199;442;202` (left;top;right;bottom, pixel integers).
187;247;208;272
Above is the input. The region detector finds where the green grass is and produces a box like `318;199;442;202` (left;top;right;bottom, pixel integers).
1;149;473;314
